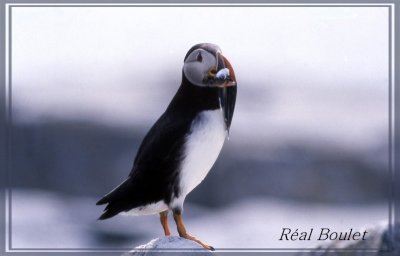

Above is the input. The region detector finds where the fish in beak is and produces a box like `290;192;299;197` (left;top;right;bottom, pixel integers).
214;53;237;133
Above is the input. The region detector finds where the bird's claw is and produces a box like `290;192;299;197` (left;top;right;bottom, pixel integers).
179;233;215;251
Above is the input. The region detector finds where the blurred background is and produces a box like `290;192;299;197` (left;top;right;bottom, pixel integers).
8;6;389;249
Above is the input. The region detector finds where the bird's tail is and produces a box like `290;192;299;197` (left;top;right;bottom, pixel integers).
96;197;109;206
96;178;134;220
97;203;120;220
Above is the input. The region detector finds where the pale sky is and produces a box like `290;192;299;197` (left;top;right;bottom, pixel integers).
10;6;389;149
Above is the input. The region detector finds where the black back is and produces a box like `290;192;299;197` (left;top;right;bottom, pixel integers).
96;74;221;219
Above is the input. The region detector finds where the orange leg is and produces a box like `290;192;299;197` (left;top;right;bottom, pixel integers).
159;210;171;236
173;211;214;251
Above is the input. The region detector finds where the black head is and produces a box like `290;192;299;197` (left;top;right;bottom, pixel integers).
182;43;237;131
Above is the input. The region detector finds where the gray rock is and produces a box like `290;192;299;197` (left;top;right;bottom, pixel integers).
122;236;214;256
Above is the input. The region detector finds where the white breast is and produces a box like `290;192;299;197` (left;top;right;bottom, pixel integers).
171;109;226;210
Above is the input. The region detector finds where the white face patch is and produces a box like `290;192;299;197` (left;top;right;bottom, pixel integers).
171;109;227;211
183;49;217;87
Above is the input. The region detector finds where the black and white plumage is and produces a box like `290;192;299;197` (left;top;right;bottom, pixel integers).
96;43;237;250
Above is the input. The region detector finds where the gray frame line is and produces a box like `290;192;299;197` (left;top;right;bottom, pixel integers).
5;2;12;254
3;2;397;255
4;4;395;7
1;0;7;255
396;0;400;254
388;3;394;253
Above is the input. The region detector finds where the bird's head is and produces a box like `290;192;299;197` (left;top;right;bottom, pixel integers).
183;43;237;130
183;43;236;88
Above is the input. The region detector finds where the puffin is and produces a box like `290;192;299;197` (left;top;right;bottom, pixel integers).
96;43;237;250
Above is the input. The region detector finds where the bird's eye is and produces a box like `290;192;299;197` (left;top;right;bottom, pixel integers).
196;52;202;62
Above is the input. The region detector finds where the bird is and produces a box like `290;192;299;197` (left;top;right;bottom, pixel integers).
96;43;237;250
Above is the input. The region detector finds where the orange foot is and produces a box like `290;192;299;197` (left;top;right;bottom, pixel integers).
173;211;215;251
179;232;215;251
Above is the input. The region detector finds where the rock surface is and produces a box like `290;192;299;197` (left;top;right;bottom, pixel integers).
122;236;214;256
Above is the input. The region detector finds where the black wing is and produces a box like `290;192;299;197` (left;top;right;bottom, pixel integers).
96;111;193;219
